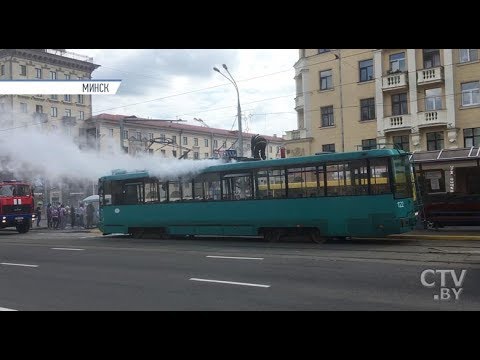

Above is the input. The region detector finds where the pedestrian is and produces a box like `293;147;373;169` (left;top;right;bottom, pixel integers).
59;204;66;229
46;203;52;229
78;203;85;228
51;206;59;229
70;206;76;228
35;205;42;227
86;203;95;229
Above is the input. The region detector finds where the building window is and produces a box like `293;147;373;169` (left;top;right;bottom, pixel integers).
183;151;189;159
427;131;444;151
0;65;4;75
392;93;408;116
204;138;208;147
136;131;141;140
464;128;480;147
389;52;405;72
362;139;377;150
360;98;375;121
36;105;43;113
393;135;410;152
64;94;71;102
425;88;442;111
65;74;70;80
423;49;441;69
183;136;188;145
148;149;154;155
194;152;199;160
318;49;330;54
319;70;333;90
123;130;128;139
194;138;198;146
359;59;373;82
160;134;165;141
269;146;273;153
51;107;57;117
109;129;114;137
148;133;154;140
322;144;335;153
172;150;177;158
460;49;478;63
20;65;26;76
65;109;71;117
79;111;84;120
172;135;177;144
77;95;84;104
461;81;480;106
321;106;334;127
213;139;218;148
161;149;166;157
35;68;42;79
20;103;27;113
50;71;57;80
204;152;209;158
51;94;58;100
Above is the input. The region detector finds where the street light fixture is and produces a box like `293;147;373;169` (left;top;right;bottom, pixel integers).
213;64;244;157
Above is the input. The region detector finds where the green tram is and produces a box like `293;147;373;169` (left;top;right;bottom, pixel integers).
97;149;417;242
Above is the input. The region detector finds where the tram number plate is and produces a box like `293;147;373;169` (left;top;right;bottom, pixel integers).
15;217;24;222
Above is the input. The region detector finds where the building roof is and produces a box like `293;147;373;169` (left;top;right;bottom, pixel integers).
410;147;480;163
91;113;282;142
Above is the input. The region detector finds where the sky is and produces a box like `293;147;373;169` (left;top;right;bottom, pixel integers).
70;49;298;137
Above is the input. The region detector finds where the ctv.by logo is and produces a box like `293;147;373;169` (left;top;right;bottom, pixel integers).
421;269;467;301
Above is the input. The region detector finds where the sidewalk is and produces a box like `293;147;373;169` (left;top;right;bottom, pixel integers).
30;218;97;233
388;226;480;241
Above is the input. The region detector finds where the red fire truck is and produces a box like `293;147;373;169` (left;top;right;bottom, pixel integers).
0;180;35;233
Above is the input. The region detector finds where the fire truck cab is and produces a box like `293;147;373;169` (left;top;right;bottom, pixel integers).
0;180;35;233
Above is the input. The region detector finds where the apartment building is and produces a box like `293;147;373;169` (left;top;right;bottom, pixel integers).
285;49;480;194
0;49;99;141
85;113;284;160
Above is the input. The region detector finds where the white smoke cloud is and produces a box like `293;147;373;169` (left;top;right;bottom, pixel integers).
0;124;221;184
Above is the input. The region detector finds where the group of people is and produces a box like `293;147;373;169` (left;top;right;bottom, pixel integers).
37;203;96;230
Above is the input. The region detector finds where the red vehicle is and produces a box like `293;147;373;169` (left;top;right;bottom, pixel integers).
0;180;35;233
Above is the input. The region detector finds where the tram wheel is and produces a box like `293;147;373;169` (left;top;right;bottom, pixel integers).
265;231;281;243
310;229;327;244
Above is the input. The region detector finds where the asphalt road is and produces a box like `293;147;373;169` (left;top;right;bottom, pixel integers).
1;228;479;310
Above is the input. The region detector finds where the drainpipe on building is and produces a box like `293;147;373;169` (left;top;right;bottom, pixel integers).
334;51;345;152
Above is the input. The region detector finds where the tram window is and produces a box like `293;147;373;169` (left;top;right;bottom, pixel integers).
181;179;193;201
222;173;253;200
287;167;318;198
159;182;167;202
123;182;144;204
145;180;159;203
100;181;112;205
255;170;270;199
193;180;205;201
369;158;391;195
346;160;368;196
392;156;413;199
326;163;347;196
110;182;123;205
168;181;181;202
268;169;285;198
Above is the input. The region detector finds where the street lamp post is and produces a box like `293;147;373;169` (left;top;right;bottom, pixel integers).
213;64;243;157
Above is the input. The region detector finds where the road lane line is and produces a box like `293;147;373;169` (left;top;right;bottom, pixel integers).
1;262;38;268
0;307;17;311
189;278;270;288
51;248;85;251
206;255;264;260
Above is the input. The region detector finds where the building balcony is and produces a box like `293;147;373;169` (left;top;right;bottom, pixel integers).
382;72;408;91
295;95;304;109
417;110;448;128
383;114;412;132
417;66;444;86
284;129;307;140
32;112;48;123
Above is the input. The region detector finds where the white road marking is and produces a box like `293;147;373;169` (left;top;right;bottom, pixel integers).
0;307;17;311
206;255;264;260
51;248;85;251
1;262;38;268
189;278;270;288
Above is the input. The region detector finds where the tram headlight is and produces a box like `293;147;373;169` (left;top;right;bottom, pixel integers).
415;211;419;217
2;216;5;220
